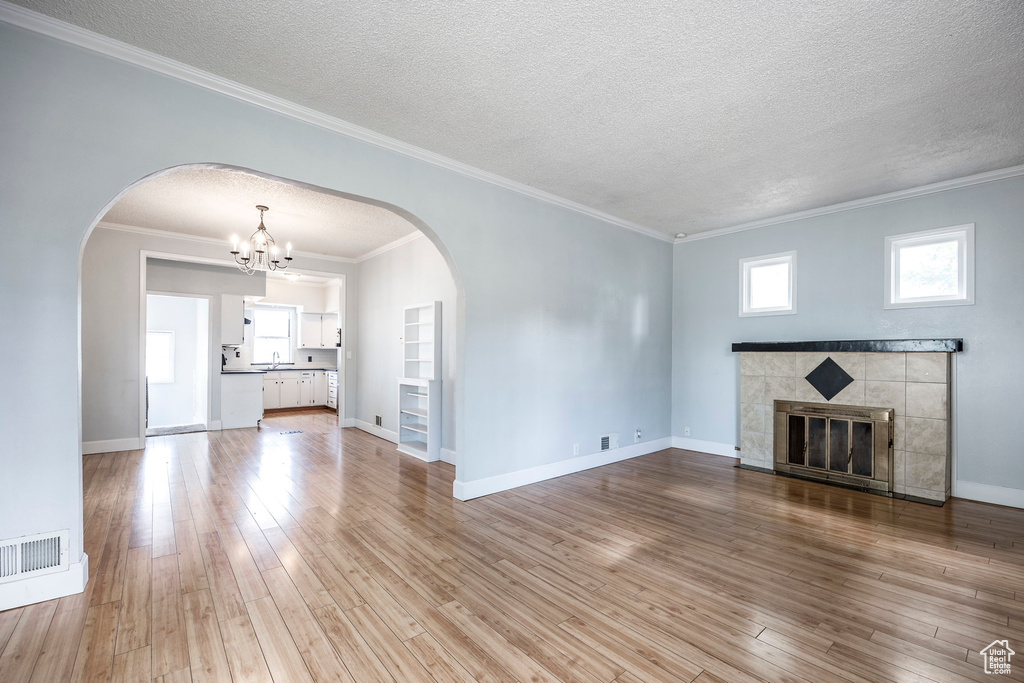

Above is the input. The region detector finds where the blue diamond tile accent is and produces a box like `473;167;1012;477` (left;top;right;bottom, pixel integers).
805;357;854;401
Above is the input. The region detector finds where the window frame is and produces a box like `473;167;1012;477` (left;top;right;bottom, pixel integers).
251;305;295;364
146;330;175;384
739;250;797;317
884;224;974;309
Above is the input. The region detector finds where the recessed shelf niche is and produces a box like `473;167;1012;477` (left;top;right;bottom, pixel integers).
397;302;441;461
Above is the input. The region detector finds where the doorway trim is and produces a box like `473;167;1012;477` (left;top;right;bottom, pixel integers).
144;290;214;435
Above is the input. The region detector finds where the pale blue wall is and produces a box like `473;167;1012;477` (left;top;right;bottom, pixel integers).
0;24;673;566
357;235;458;452
672;175;1024;492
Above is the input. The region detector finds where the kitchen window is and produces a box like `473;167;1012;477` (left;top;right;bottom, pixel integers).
253;306;293;364
885;224;974;308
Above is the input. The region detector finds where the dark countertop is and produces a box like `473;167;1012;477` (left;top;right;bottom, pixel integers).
221;367;339;374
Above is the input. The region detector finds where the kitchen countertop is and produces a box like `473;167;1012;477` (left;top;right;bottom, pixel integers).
221;367;338;374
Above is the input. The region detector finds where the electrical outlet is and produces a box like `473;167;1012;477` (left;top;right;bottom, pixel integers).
307;355;313;362
635;428;641;443
684;427;691;436
573;443;579;456
346;351;352;359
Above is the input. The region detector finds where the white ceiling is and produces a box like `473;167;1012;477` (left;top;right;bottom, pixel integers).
102;167;418;259
16;0;1024;237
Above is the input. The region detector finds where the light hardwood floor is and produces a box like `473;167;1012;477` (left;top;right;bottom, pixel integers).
1;409;1022;682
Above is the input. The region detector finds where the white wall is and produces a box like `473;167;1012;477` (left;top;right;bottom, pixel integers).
146;295;206;428
672;174;1024;507
357;234;457;452
0;22;671;607
264;278;328;310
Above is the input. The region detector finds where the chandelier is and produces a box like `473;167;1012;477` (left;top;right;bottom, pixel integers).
230;204;292;274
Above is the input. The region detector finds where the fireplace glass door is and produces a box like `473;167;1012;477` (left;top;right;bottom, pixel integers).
774;402;893;493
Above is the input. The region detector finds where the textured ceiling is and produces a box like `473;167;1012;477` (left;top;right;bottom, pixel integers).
16;0;1024;236
102;167;418;259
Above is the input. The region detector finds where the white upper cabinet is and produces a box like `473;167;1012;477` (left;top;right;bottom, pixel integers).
221;294;245;346
321;315;339;349
299;312;339;349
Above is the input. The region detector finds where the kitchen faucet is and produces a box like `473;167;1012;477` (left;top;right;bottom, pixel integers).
271;351;280;369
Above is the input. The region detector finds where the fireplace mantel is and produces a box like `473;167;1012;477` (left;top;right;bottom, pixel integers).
732;339;963;353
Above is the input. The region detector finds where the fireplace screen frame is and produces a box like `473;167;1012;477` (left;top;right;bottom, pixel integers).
773;401;894;494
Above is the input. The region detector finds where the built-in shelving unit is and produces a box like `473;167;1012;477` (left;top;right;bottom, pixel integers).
397;377;440;461
397;302;441;461
403;302;441;381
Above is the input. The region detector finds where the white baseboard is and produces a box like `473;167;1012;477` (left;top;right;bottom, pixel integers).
453;437;672;501
440;448;456;465
341;418;356;428
954;480;1024;509
82;437;143;454
208;420;222;431
670;436;737;458
354;419;398;444
397;443;439;463
0;556;88;611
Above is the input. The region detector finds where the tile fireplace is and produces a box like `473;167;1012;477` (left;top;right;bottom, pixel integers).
732;339;962;504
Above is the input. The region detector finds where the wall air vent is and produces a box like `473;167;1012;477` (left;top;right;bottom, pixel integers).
0;531;70;584
600;433;619;451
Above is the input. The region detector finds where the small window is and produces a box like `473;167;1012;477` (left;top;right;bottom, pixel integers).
885;224;974;309
253;306;293;364
146;331;175;384
739;251;796;317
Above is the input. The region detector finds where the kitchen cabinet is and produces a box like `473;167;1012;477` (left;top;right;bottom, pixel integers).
221;373;263;428
300;312;339;349
327;371;338;410
314;371;329;405
262;376;279;410
263;370;335;409
263;374;300;409
221;294;245;345
299;372;315;406
280;377;300;408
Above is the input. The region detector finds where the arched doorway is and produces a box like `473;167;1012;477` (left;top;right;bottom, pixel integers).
78;162;464;477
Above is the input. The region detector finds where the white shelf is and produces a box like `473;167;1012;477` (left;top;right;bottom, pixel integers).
400;423;428;435
400;408;428;418
397;441;428;459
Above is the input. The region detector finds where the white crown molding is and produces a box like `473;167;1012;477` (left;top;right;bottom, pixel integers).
0;2;672;245
354;231;424;263
96;221;359;263
675;164;1024;245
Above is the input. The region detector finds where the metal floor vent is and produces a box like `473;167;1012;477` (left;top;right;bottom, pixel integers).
280;430;303;435
0;530;70;584
600;433;619;451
